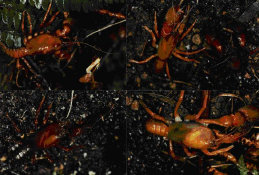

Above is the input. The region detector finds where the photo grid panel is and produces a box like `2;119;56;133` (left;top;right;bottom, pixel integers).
126;90;258;175
0;0;258;175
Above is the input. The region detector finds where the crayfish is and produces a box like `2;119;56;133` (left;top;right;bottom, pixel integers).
140;90;259;170
243;133;259;171
129;1;205;79
0;2;75;67
175;91;259;145
0;2;76;88
177;91;259;127
172;91;258;174
140;100;235;161
4;95;86;163
197;105;259;128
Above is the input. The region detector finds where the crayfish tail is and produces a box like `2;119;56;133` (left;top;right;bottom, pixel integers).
146;120;168;137
154;59;166;74
0;41;28;58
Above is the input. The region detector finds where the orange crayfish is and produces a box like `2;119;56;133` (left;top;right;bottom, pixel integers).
0;2;76;70
5;95;86;163
176;91;259;144
198;105;259;128
140;100;235;161
129;1;205;79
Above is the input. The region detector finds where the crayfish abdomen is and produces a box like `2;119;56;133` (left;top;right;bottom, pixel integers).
146;120;169;137
0;34;62;59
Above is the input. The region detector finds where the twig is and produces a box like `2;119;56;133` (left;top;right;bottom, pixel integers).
84;19;126;40
66;90;74;118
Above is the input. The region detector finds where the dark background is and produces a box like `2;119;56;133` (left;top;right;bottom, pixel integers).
0;91;126;175
127;90;258;175
0;0;126;90
126;0;258;90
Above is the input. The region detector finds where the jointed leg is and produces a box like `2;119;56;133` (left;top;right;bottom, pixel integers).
175;48;206;55
40;2;52;28
57;144;85;152
214;130;244;145
169;140;177;158
32;151;54;163
179;0;185;6
201;145;234;156
183;145;196;157
21;11;27;44
129;53;158;64
173;51;200;63
98;9;125;19
178;23;186;36
174;90;185;119
43;102;53;125
198;117;230;127
169;140;185;161
194;90;209;120
42;11;60;29
239;137;256;147
165;62;171;79
218;152;237;164
208;167;227;175
173;20;183;33
35;95;46;127
15;59;24;70
55;48;76;62
143;26;157;48
26;12;33;36
5;113;21;133
154;11;159;38
139;100;166;123
15;69;23;88
39;1;60;29
180;20;197;41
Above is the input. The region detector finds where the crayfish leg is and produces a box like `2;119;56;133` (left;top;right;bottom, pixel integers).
169;140;185;161
183;145;196;157
154;11;159;38
55;49;76;63
172;51;200;63
57;145;84;152
129;53;158;64
143;26;157;48
165;61;171;80
39;2;52;28
43;102;53;125
201;145;234;156
195;90;209;120
175;48;206;55
98;9;125;19
35;95;46;128
174;90;185;120
139;100;166;123
5;113;21;133
179;20;197;41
